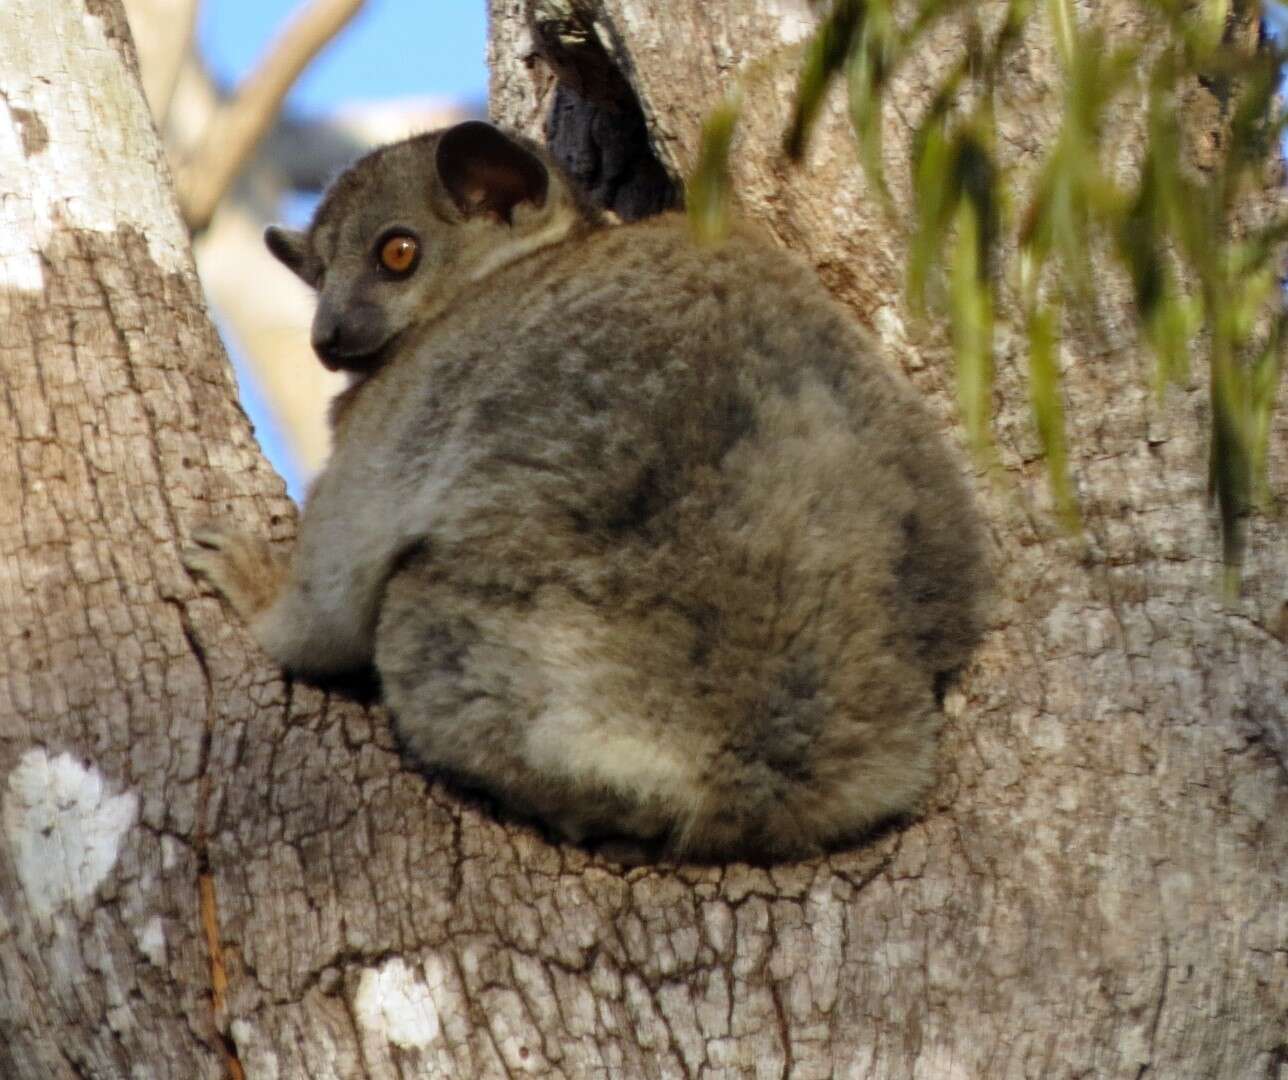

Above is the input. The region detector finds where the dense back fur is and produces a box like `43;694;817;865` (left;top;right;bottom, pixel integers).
274;125;988;861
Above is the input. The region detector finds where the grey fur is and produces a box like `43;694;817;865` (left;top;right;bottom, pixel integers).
183;122;989;862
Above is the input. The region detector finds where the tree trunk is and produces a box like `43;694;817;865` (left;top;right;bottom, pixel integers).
1;1;1283;1078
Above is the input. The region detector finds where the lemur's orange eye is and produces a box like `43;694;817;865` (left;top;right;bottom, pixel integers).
378;233;419;275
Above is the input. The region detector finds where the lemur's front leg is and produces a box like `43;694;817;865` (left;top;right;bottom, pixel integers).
183;525;288;625
183;523;385;677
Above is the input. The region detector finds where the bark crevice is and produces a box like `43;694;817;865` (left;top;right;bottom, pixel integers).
527;0;679;220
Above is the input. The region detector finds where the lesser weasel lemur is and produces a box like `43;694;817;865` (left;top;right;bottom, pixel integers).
184;121;988;861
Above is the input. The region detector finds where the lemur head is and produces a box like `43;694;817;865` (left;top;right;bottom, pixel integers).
266;121;594;374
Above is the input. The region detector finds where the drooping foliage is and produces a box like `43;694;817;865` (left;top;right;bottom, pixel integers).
690;0;1286;587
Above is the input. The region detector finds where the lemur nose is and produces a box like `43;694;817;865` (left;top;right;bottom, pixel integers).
309;302;389;371
311;315;342;354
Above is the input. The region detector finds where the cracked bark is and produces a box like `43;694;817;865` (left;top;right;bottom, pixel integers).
1;0;1285;1077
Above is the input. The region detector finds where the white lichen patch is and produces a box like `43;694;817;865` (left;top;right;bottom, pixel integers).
137;915;166;967
2;748;138;921
765;0;817;45
229;1019;282;1080
0;1;189;291
161;833;181;870
355;957;441;1050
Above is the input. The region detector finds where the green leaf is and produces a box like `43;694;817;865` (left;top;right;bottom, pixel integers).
1028;306;1079;527
1149;293;1199;392
956;122;999;277
908;109;957;312
1223;47;1283;205
950;200;994;451
1045;0;1076;70
687;97;741;247
845;0;895;201
785;0;866;161
1208;328;1252;589
1192;0;1230;58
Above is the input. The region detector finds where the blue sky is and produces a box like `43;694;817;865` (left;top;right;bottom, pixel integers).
200;1;487;498
200;0;488;113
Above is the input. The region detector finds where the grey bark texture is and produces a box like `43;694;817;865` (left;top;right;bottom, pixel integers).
0;0;1284;1078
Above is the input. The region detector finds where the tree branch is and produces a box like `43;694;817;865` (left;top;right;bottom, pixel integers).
174;0;366;232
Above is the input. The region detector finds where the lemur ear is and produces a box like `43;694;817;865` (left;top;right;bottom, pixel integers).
264;226;317;285
435;121;550;223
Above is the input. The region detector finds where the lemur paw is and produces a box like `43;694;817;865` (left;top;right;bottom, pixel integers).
182;525;285;621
